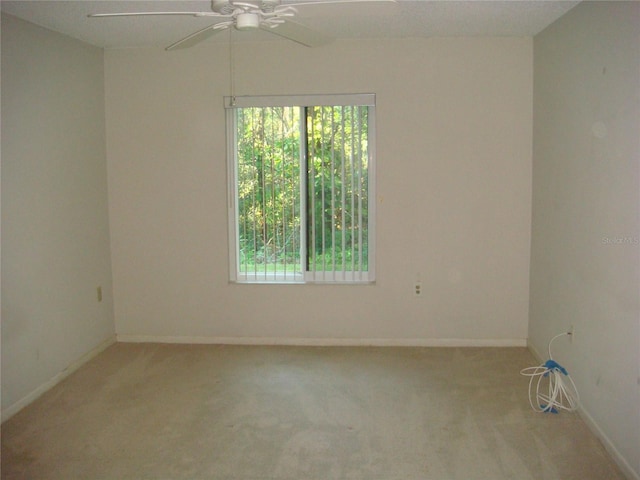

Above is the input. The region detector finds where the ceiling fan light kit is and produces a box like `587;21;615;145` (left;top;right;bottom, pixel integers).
236;12;261;30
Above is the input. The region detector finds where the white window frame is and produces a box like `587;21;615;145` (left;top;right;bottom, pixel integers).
225;94;376;284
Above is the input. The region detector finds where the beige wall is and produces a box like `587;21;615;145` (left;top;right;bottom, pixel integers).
530;2;640;478
1;14;115;417
105;36;533;344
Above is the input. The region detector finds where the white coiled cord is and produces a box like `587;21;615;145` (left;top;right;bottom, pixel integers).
520;332;580;413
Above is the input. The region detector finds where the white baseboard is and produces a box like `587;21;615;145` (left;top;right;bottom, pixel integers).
579;406;640;480
526;340;639;480
1;335;117;423
116;334;527;348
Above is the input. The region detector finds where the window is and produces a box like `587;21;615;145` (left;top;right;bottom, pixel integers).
226;94;376;284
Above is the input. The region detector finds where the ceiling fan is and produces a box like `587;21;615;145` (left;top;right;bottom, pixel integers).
89;0;387;50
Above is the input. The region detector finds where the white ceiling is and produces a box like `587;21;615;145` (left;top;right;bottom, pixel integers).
1;0;581;49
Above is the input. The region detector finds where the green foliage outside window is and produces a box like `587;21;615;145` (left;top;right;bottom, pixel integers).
236;105;368;275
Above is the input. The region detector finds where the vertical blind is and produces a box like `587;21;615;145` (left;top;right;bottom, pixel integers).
305;105;369;282
227;94;375;283
235;105;302;282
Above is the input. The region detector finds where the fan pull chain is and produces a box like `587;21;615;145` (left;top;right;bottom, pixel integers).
229;28;236;106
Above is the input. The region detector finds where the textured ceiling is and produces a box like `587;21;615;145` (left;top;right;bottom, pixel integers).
1;0;581;49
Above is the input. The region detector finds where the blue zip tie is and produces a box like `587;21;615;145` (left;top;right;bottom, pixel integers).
543;359;568;376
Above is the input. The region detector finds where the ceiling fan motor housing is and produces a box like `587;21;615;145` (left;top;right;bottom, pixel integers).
211;0;281;15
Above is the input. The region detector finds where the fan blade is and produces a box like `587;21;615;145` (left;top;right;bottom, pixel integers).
89;12;221;18
262;19;333;47
166;24;228;51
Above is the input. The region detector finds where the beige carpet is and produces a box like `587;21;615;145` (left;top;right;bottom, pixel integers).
1;344;626;479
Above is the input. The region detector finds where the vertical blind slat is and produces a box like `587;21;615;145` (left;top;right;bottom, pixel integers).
332;107;337;282
350;107;356;274
358;106;362;276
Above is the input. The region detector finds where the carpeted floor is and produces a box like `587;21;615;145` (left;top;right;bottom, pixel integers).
1;344;626;479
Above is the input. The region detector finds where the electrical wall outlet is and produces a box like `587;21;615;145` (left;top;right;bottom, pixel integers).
414;281;422;297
